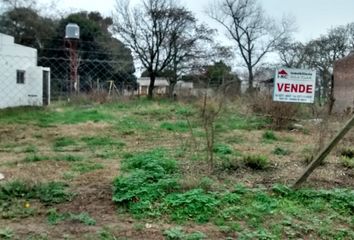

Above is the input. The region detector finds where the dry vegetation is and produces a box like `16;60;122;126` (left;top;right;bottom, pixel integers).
0;98;353;239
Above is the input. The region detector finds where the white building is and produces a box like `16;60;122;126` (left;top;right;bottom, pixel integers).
0;33;50;109
137;77;169;95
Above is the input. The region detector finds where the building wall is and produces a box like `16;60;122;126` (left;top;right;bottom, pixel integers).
0;33;49;109
333;52;354;113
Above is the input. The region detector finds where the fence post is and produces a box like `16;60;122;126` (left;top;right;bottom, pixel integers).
293;114;354;188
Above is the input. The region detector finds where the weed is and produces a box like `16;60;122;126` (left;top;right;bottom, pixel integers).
69;212;96;225
0;227;14;239
81;136;125;148
217;157;241;172
70;162;104;174
23;145;38;153
262;130;278;142
55;154;83;162
47;208;66;225
97;228;119;240
218;114;270;131
24;154;50;163
243;155;269;170
113;149;179;217
163;227;206;240
163;189;219;223
53;137;77;151
35;182;74;204
341;148;354;159
273;147;291;156
341;156;354;168
0;181;73;204
213;144;233;155
160;121;189;132
47;209;96;226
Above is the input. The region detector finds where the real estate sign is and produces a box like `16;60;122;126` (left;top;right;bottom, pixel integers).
273;68;316;103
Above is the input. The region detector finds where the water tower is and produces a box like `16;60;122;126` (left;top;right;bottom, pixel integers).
65;23;80;95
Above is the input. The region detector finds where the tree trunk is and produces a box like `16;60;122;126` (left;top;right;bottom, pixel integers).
148;73;156;99
168;81;177;99
247;68;254;93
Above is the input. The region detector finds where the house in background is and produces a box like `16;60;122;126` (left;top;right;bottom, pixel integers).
0;33;50;109
137;77;169;95
333;51;354;113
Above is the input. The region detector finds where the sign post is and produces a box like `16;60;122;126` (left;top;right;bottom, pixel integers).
273;68;316;103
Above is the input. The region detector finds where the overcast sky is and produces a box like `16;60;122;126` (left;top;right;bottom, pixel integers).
41;0;354;43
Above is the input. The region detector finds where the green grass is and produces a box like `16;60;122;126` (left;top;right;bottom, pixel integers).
217;114;271;131
0;106;113;126
81;136;125;148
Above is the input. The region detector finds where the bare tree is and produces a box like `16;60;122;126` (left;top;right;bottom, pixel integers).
208;0;293;92
113;0;202;99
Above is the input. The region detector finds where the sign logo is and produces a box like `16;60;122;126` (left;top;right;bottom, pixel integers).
278;69;288;78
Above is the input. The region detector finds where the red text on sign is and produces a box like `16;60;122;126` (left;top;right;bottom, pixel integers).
277;83;313;93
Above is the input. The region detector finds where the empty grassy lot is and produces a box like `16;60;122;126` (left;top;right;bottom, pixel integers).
0;98;353;239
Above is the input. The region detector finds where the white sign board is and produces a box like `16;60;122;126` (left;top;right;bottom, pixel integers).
273;68;316;103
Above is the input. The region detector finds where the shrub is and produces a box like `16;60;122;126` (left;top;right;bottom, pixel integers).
243;155;269;170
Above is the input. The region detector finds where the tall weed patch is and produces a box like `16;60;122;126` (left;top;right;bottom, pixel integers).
113;149;180;217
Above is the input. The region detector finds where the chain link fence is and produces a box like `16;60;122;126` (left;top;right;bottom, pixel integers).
0;47;138;109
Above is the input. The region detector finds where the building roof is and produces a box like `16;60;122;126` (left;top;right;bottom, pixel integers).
137;77;169;87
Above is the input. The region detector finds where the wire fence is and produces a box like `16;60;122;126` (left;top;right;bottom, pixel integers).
0;53;138;108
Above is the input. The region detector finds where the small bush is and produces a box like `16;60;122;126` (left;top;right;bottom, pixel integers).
243;155;269;170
